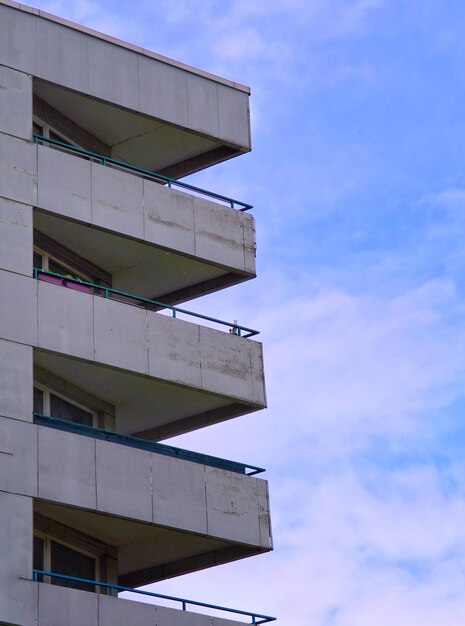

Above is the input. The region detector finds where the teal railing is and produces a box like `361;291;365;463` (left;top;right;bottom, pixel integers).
33;413;265;476
33;134;253;212
32;570;276;624
33;269;259;338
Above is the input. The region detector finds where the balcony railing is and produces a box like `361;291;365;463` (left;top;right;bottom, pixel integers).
34;413;265;475
33;570;276;624
33;134;253;211
33;269;259;338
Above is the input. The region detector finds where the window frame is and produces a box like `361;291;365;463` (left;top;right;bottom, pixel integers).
33;529;100;589
34;382;98;428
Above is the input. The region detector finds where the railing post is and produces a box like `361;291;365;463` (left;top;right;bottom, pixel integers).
182;601;186;611
172;309;176;318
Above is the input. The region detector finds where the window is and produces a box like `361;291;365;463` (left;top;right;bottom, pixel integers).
34;532;97;592
34;245;91;284
34;384;96;427
33;116;77;147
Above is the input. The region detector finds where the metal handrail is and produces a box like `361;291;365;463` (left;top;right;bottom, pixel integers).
33;413;265;476
33;268;259;338
33;134;253;211
32;570;276;624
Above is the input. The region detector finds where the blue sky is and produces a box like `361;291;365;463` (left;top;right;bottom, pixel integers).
28;1;465;623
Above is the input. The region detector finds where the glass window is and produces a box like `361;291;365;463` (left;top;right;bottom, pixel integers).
33;535;45;582
33;387;44;414
50;393;93;427
33;252;43;270
50;541;96;592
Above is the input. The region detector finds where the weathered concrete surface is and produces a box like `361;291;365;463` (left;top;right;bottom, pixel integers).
0;492;37;626
0;132;36;206
0;416;37;497
35;145;256;278
0;3;251;151
0;64;32;140
0;198;32;276
0;339;33;421
33;281;266;409
36;426;272;549
38;583;98;626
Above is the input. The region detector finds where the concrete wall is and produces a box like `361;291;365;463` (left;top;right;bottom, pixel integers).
35;145;256;276
34;426;271;549
0;2;250;150
37;585;249;626
0;275;265;407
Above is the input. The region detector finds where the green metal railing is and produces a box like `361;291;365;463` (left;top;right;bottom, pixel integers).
33;134;253;211
33;268;259;337
32;570;276;624
33;413;265;475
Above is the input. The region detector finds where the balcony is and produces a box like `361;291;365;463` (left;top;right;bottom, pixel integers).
34;580;275;625
34;422;272;555
34;143;256;304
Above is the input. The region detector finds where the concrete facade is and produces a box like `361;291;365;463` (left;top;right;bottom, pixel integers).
0;2;273;625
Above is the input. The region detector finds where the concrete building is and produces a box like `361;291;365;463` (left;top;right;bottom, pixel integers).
0;1;274;625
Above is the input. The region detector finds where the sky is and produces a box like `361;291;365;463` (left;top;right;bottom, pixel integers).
25;1;465;624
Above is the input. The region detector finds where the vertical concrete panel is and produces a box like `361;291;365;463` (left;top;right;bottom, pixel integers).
249;340;266;407
194;197;246;270
0;133;36;206
0;492;37;626
98;594;156;626
217;84;250;148
0;271;37;346
152;454;207;534
94;297;148;374
96;440;152;522
199;327;253;401
0;416;37;497
0;5;36;75
37;146;92;222
138;56;188;127
38;583;98;626
187;74;219;137
257;479;272;549
143;181;195;256
0;65;32;140
205;468;260;545
91;164;144;239
88;39;139;110
0;198;33;276
35;19;89;92
0;340;33;421
38;426;97;510
242;212;256;275
37;281;94;360
147;314;202;388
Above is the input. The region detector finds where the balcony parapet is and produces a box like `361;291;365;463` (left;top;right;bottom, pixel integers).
33;569;276;626
33;575;276;624
34;269;259;337
34;135;253;211
34;413;265;476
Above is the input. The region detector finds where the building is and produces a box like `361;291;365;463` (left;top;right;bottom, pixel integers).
0;1;274;625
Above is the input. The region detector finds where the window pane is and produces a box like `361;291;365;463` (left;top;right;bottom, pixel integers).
50;541;95;592
33;252;43;270
33;122;43;135
33;535;45;582
50;394;93;427
33;387;44;414
48;258;70;276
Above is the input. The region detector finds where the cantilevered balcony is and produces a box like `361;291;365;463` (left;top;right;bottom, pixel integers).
34;582;275;626
33;143;256;304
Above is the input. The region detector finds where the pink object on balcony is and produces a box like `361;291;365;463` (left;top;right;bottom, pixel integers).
63;279;92;293
38;272;62;285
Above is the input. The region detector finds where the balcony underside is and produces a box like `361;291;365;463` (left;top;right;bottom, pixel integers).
34;348;262;441
34;498;267;587
34;208;254;306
